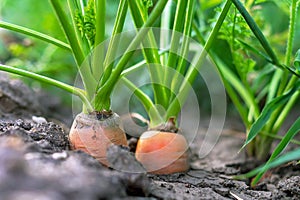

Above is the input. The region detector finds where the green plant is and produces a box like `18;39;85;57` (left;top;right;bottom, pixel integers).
127;0;232;173
1;0;215;173
193;0;300;186
1;0;227;173
0;0;169;165
1;0;299;180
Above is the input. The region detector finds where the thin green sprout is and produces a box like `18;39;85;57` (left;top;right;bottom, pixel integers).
0;21;71;50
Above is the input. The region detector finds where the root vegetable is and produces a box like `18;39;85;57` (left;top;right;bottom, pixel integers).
135;130;189;174
69;111;128;166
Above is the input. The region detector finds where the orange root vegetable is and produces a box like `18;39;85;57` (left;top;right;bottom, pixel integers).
135;130;190;174
69;111;128;166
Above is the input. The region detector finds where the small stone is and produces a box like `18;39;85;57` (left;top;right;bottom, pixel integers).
266;184;277;191
24;152;44;160
32;116;47;124
37;140;51;149
214;187;229;196
52;151;68;160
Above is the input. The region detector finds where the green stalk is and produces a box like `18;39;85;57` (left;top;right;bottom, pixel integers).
231;0;295;160
128;0;161;65
120;77;163;127
0;21;71;50
217;59;259;124
50;0;85;65
128;0;166;107
192;21;206;45
0;64;93;111
258;86;299;160
258;0;300;160
121;59;147;76
260;130;300;146
77;0;85;14
94;0;106;49
93;0;128;110
166;0;188;71
94;0;168;111
165;0;233;119
212;55;250;128
258;91;298;160
50;0;97;101
231;0;280;67
121;50;169;77
164;0;188;106
231;8;239;76
273;91;300;133
175;0;195;75
285;0;298;65
92;0;106;79
277;0;298;95
67;0;90;56
160;0;172;65
286;76;299;91
192;21;249;125
192;4;261;127
266;70;282;103
100;0;128;86
231;0;282;121
169;0;195;104
269;76;299;135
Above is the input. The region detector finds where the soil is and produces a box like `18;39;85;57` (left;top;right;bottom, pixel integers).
0;73;300;200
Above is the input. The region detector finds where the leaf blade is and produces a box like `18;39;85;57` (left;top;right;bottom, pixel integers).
235;147;300;181
241;84;300;149
251;116;300;185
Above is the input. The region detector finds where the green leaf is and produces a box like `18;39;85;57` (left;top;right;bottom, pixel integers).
251;64;274;92
232;0;280;66
241;82;300;149
251;116;300;186
294;49;300;71
238;39;273;64
264;148;300;170
235;147;300;182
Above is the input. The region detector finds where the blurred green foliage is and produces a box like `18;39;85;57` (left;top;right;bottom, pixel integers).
0;0;75;105
192;0;300;118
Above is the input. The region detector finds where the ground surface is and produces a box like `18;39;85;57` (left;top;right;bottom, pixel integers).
0;73;300;200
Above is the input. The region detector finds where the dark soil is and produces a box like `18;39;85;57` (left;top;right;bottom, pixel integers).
0;73;300;200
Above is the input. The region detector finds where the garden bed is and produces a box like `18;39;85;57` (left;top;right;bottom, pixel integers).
1;74;300;200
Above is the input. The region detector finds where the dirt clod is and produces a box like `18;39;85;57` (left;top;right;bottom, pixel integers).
277;176;300;198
